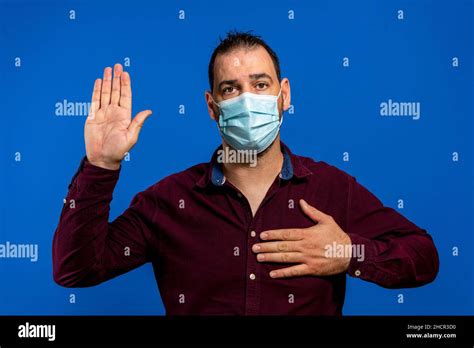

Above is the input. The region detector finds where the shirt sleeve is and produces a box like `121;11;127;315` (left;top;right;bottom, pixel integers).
345;175;439;288
52;157;159;287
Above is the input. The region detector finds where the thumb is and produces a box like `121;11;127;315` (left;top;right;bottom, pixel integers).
128;109;152;142
299;199;331;224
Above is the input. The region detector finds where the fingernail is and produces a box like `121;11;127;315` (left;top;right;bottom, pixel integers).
252;244;260;252
270;271;277;278
257;254;265;261
260;232;268;240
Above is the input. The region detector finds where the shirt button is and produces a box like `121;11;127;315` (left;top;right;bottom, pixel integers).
354;270;361;277
250;231;256;237
237;192;242;198
249;273;256;280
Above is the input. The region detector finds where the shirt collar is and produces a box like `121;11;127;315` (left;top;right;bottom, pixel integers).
196;141;313;188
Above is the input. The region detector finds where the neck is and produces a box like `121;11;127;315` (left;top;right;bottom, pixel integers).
222;138;284;188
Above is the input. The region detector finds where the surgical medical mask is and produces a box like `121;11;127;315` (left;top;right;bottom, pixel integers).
211;87;283;153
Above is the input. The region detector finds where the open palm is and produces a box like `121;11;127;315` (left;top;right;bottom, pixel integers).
85;64;152;170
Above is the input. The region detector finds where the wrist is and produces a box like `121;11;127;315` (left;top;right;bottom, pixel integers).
341;233;353;272
87;158;121;170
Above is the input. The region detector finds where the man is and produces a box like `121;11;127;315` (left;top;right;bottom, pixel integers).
53;31;439;315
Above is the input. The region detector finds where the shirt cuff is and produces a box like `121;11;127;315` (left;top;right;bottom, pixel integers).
68;156;121;195
345;232;377;279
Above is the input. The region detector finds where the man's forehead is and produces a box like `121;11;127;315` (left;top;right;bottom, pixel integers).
214;46;276;82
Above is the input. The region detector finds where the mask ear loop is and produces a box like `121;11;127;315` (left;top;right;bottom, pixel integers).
210;94;223;127
276;85;285;127
276;85;287;107
209;94;220;108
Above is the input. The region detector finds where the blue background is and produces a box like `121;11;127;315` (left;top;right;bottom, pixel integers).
1;0;472;315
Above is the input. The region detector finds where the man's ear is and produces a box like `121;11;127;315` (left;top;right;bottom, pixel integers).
280;78;291;112
205;90;219;121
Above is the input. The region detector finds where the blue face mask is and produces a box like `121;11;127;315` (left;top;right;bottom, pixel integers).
212;87;283;153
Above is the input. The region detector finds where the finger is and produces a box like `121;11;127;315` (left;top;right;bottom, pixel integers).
110;63;123;105
120;71;132;110
252;241;300;253
100;67;112;106
128;110;153;143
270;264;310;278
299;199;332;224
257;252;305;263
260;228;305;241
88;78;102;120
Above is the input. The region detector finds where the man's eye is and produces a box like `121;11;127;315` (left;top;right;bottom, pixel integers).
223;87;235;95
256;82;269;90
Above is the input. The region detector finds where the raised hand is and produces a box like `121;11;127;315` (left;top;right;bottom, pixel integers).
85;64;152;170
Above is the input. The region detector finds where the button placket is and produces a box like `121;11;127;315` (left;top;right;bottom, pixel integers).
235;192;260;315
231;179;281;315
245;222;259;314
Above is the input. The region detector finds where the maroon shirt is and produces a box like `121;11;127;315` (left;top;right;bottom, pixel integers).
52;142;439;315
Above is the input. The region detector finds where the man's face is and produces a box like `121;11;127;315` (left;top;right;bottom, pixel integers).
205;46;291;122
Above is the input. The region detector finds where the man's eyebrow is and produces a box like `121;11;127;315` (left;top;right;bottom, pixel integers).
217;79;238;90
249;73;273;81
